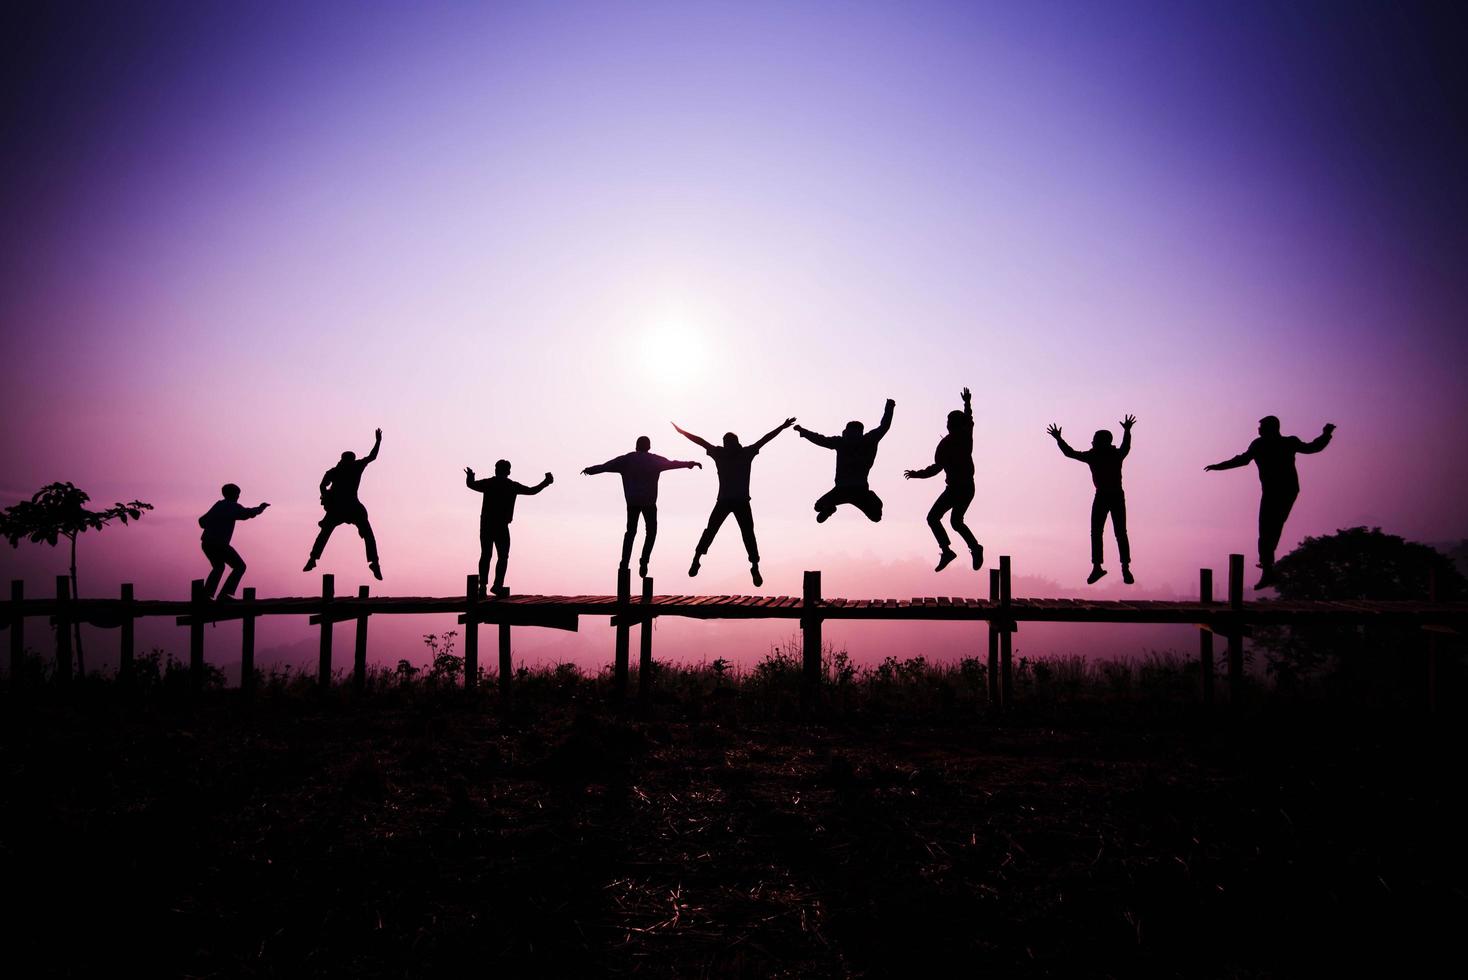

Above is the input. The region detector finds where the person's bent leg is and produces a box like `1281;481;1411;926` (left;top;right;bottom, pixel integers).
814;488;842;523
356;519;380;564
696;502;731;556
309;520;338;561
1112;493;1133;584
1257;489;1296;585
220;546;247;598
948;486;982;567
854;489;884;522
203;544;226;598
926;493;953;550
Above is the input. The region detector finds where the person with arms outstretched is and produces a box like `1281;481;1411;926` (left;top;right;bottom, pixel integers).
582;436;701;578
199;484;269;600
305;427;384;579
1205;415;1335;589
465;461;552;597
905;388;982;572
673;417;796;588
1048;416;1136;585
796;399;895;523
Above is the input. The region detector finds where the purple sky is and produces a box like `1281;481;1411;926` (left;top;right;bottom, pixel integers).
3;1;1466;672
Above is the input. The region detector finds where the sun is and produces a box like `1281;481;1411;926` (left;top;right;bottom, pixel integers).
641;319;709;380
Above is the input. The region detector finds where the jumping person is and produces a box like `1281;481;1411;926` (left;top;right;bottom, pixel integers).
673;416;796;588
582;437;701;578
1047;415;1136;585
198;484;269;600
795;399;895;523
305;427;383;579
905;387;982;572
1205;416;1335;589
465;461;552;597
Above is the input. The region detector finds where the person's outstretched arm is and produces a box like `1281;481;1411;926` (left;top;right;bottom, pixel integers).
751;417;797;452
961;386;973;421
363;428;382;465
1204;444;1255;471
520;472;554;494
905;458;942;480
1118;415;1136;459
1298;423;1336;454
793;424;839;449
1047;424;1084;461
244;502;270;519
656;457;703;471
464;467;491;490
671;422;715;452
870;399;896;440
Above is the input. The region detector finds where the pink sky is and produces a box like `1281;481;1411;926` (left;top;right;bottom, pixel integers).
3;2;1466;673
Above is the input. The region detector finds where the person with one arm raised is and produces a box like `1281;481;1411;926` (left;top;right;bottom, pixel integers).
305;427;384;579
905;387;982;572
1047;415;1136;586
199;484;269;600
796;398;895;523
582;436;701;578
1205;415;1335;589
465;461;553;598
673;416;796;588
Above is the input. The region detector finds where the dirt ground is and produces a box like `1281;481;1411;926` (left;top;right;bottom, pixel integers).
4;681;1465;978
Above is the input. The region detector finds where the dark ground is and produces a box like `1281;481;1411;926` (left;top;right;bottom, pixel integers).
3;671;1465;978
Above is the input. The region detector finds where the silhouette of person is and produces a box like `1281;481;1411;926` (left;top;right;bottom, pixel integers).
673;417;796;588
1205;416;1335;589
198;484;269;600
1048;416;1136;585
795;399;895;523
905;388;982;572
582;436;701;578
304;428;383;579
465;461;552;597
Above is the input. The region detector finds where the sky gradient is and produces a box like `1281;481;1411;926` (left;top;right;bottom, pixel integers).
3;1;1466;672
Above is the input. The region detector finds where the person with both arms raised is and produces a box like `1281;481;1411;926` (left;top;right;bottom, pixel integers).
582;436;701;578
796;398;896;523
673;416;796;588
1047;415;1136;586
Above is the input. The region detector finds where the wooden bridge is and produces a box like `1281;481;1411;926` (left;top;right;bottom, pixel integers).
4;555;1464;709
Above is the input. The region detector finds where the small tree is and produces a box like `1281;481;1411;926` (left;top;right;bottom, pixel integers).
0;482;153;676
1259;526;1466;688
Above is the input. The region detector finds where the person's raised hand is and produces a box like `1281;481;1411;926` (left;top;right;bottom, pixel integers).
961;387;971;403
783;417;796;428
1323;423;1336;434
793;424;805;435
903;469;918;479
581;467;594;476
885;398;896;410
544;472;554;484
464;467;474;478
260;502;271;509
1047;423;1062;439
692;461;703;469
375;428;382;440
1204;463;1220;472
1122;414;1136;430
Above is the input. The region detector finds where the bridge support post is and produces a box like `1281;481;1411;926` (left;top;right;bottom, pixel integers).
241;587;257;695
354;585;371;693
1227;555;1244;706
1199;568;1214;706
987;568;1000;707
119;583;135;687
463;575;478;692
188;577;204;690
614;568;631;702
317;574;334;691
999;556;1013;708
802;570;823;705
638;576;655;702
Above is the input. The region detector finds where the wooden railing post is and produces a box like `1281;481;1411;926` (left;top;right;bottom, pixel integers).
188;578;205;690
10;580;24;682
119;583;135;687
55;576;74;684
999;556;1013;708
241;587;257;695
802;570;823;700
1199;568;1214;706
463;575;479;692
614;567;631;702
638;576;654;702
1227;554;1244;706
317;574;334;690
354;585;370;693
987;568;1000;706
